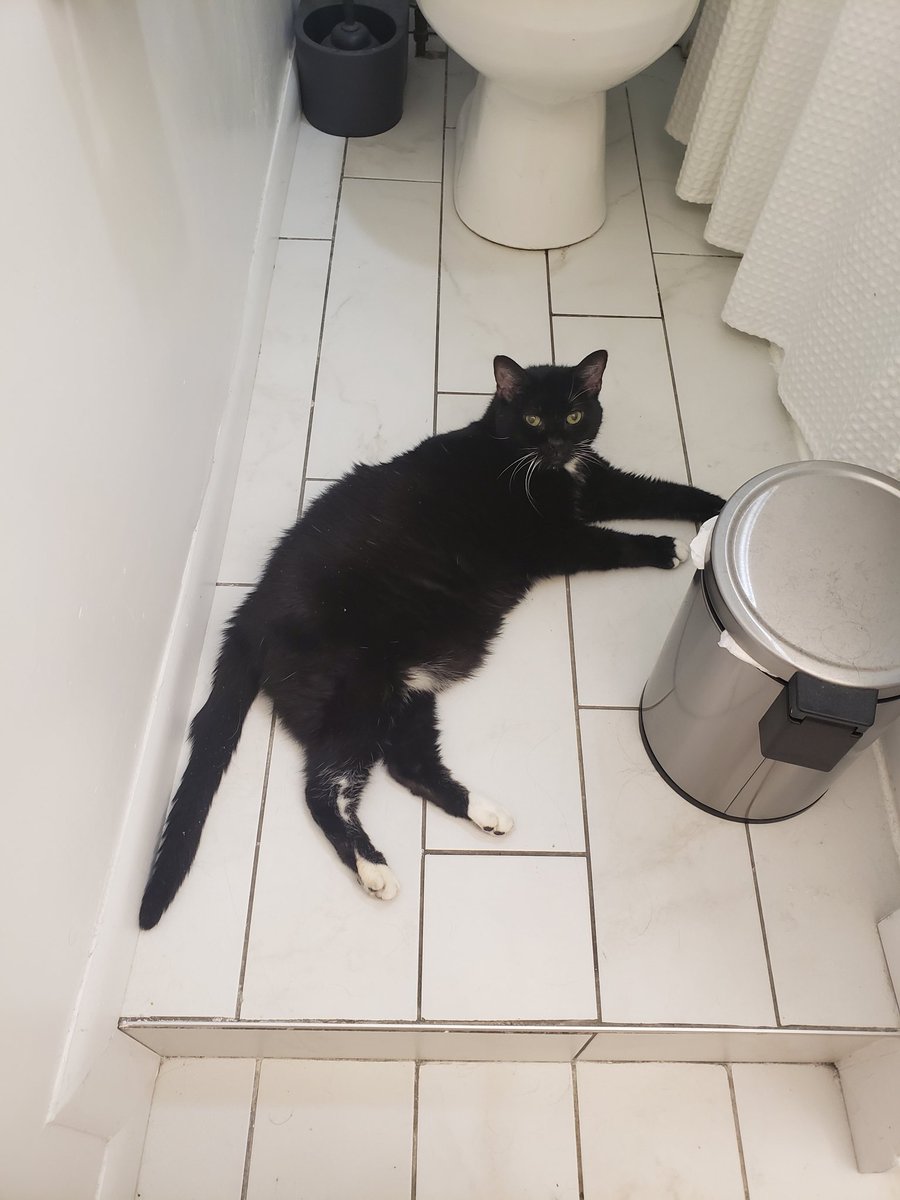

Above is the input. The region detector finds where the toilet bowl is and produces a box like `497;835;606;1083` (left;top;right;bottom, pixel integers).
417;0;698;249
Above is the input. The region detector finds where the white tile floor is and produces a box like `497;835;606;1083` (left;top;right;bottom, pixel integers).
135;1057;900;1198
125;44;900;1046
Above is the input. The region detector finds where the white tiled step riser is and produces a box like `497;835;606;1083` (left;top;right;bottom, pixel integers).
121;1024;898;1065
135;1058;900;1200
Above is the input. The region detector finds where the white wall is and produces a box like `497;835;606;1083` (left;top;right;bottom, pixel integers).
0;1;294;1195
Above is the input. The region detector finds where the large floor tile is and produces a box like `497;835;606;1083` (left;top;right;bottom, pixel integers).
427;579;585;853
446;51;476;130
577;1062;745;1200
751;750;900;1029
733;1063;900;1199
435;391;490;433
582;708;776;1026
656;254;797;499
420;854;597;1020
136;1058;255;1200
548;89;659;318
552;316;686;480
219;239;330;584
344;47;445;182
628;52;734;257
239;730;422;1021
246;1060;414;1200
438;142;551;393
307;177;440;478
280;117;344;239
554;315;696;708
416;1062;579;1200
569;532;696;709
125;587;271;1018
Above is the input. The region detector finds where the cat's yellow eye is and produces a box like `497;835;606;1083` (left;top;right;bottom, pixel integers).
524;414;543;428
566;410;583;425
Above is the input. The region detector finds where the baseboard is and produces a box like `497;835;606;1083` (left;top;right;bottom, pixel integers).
118;1019;898;1067
45;49;300;1174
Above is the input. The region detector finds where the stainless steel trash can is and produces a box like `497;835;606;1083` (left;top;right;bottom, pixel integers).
640;461;900;822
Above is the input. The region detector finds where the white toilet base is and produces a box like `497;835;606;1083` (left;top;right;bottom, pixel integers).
453;77;608;250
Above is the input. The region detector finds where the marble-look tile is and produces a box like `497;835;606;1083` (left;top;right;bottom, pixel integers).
575;1028;886;1065
239;730;421;1021
627;52;736;256
551;316;685;480
280;118;344;239
344;47;445;182
577;1062;745;1200
427;579;584;853
124;587;271;1018
218;239;330;584
438;142;551;393
548;89;659;317
553;315;695;708
446;51;476;130
300;477;337;512
568;518;697;708
435;392;490;433
136;1058;255;1200
656;254;796;500
421;855;597;1020
124;1022;597;1061
246;1060;414;1200
416;1063;579;1200
751;749;900;1029
733;1063;900;1199
582;709;776;1026
307;177;440;478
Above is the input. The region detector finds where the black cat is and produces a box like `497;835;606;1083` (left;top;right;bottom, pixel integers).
139;350;724;928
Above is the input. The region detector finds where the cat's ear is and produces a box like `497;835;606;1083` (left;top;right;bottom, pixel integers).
574;349;608;394
493;355;527;403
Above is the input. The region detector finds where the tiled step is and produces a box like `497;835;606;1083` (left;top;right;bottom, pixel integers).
134;1056;900;1200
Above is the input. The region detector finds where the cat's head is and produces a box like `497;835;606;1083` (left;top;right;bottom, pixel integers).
489;350;608;469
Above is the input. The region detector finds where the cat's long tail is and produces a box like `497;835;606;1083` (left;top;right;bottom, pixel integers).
139;620;261;930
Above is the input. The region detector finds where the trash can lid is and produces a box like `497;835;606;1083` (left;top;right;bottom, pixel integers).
707;461;900;695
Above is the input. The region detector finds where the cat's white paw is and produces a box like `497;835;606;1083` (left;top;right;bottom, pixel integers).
356;857;400;901
672;539;689;567
467;795;514;836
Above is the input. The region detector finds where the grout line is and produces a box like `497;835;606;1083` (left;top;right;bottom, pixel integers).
545;252;556;363
216;580;255;587
571;1061;587;1200
423;847;586;857
342;174;443;185
552;312;663;320
578;704;639;712
565;576;604;1023
416;803;427;1021
625;88;694;486
295;137;349;519
653;251;738;258
121;1011;900;1033
234;714;278;1018
431;51;449;437
745;825;782;1027
239;1059;262;1200
726;1064;752;1200
410;1061;421;1200
278;235;333;242
435;389;493;396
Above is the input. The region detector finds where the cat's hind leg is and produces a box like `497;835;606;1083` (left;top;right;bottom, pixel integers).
303;751;399;900
383;692;514;837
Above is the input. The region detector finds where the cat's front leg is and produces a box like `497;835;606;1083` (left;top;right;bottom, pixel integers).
536;526;689;578
578;461;725;524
